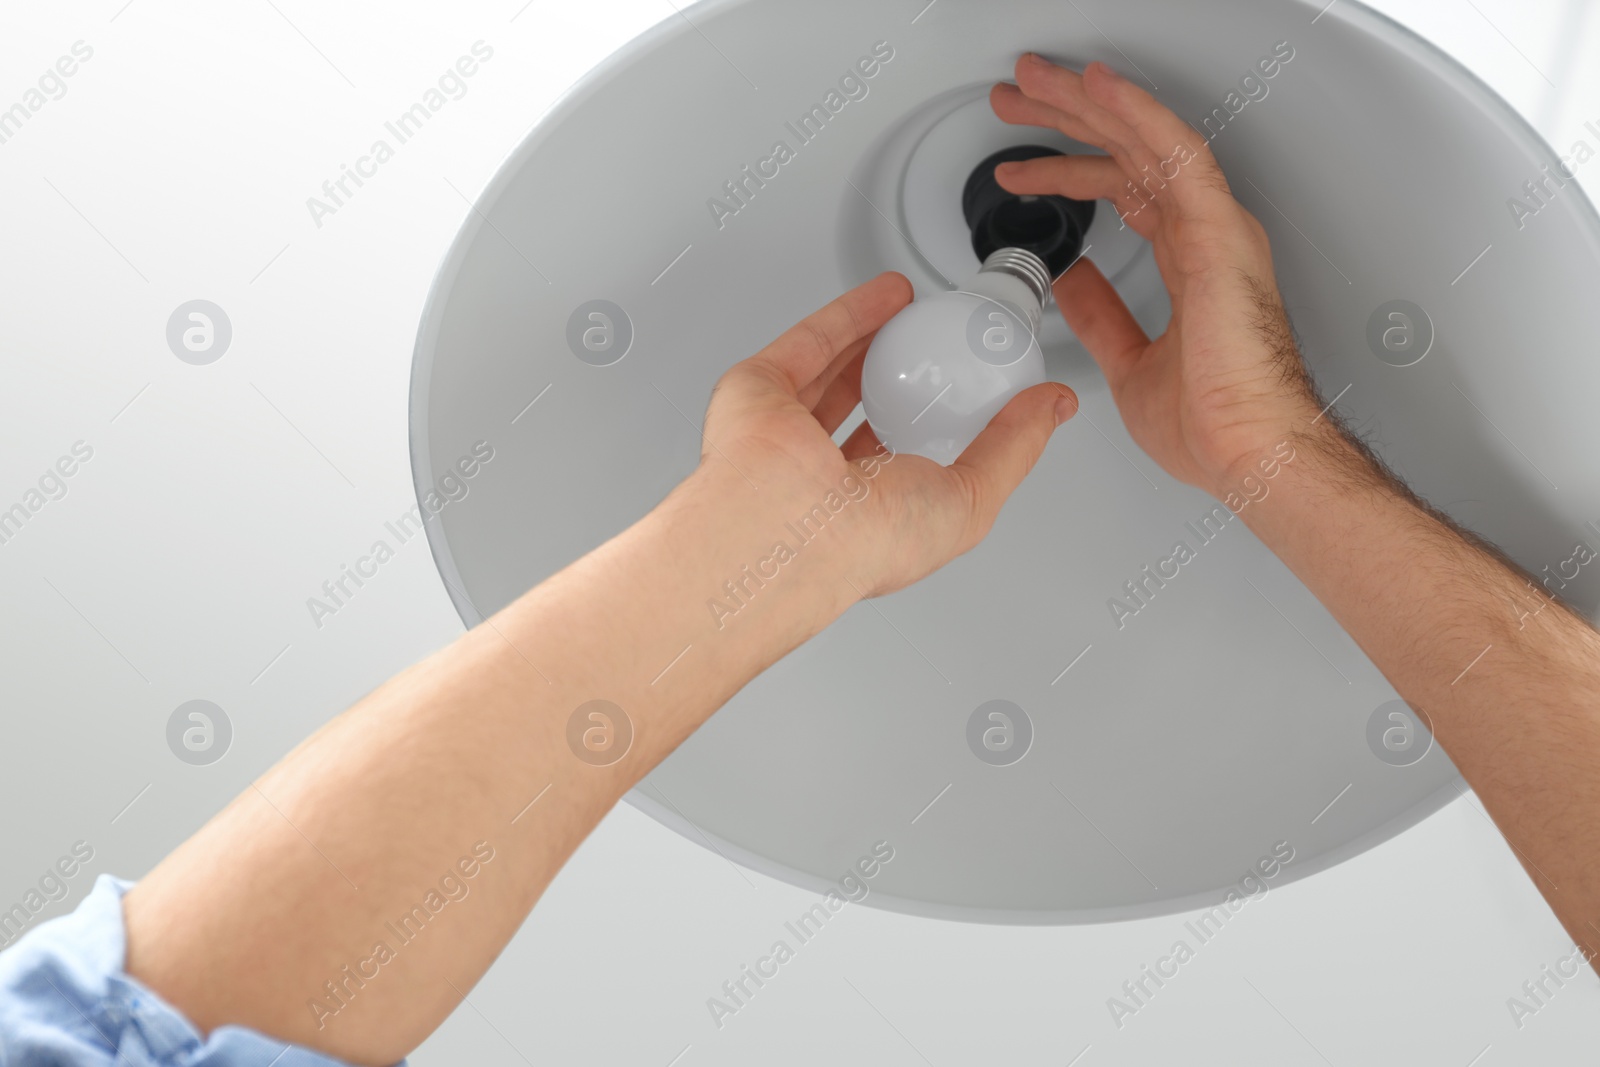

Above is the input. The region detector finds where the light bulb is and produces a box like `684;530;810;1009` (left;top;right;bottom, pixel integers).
861;247;1051;465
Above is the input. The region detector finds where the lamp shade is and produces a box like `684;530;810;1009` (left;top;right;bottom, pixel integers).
409;0;1600;921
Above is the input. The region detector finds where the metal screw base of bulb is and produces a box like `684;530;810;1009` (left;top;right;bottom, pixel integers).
978;247;1052;307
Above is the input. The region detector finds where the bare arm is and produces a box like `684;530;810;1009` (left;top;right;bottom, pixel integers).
998;54;1600;962
1246;418;1600;951
121;273;1076;1065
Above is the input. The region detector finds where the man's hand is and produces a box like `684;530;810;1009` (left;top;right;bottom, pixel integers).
695;270;1077;600
989;54;1600;973
991;54;1320;495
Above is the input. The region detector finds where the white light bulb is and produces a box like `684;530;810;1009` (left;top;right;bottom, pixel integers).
861;248;1050;465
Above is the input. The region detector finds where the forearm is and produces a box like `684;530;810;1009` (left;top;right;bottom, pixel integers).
116;267;1042;1066
123;465;854;1065
1241;417;1600;953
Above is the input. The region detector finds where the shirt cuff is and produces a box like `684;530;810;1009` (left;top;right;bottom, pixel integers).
0;873;401;1067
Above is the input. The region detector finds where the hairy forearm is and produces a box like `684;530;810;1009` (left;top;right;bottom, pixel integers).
1242;417;1600;954
123;466;855;1064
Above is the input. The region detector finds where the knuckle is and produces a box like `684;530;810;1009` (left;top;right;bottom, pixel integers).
796;319;835;373
950;466;993;538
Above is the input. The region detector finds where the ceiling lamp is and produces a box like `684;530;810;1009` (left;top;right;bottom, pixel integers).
408;0;1600;921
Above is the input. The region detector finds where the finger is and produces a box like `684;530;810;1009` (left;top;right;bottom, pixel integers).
839;418;885;462
989;81;1101;145
1052;256;1148;392
811;348;866;435
750;272;911;396
797;331;871;410
1082;61;1234;222
994;154;1160;239
1012;55;1163;182
946;381;1077;538
993;73;1164;241
994;152;1122;200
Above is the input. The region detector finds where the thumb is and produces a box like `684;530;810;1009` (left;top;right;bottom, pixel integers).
946;380;1077;535
1053;257;1148;396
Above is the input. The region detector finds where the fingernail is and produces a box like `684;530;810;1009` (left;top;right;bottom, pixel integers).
1055;393;1077;424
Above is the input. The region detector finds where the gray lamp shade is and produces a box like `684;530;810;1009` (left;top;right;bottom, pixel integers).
408;0;1600;922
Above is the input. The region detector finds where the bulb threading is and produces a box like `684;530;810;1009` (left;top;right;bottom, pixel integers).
979;247;1052;308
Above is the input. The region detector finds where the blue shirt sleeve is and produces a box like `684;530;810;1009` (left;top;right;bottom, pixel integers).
0;874;400;1067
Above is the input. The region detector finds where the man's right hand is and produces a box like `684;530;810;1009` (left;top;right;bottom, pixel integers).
991;53;1324;498
990;54;1600;975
